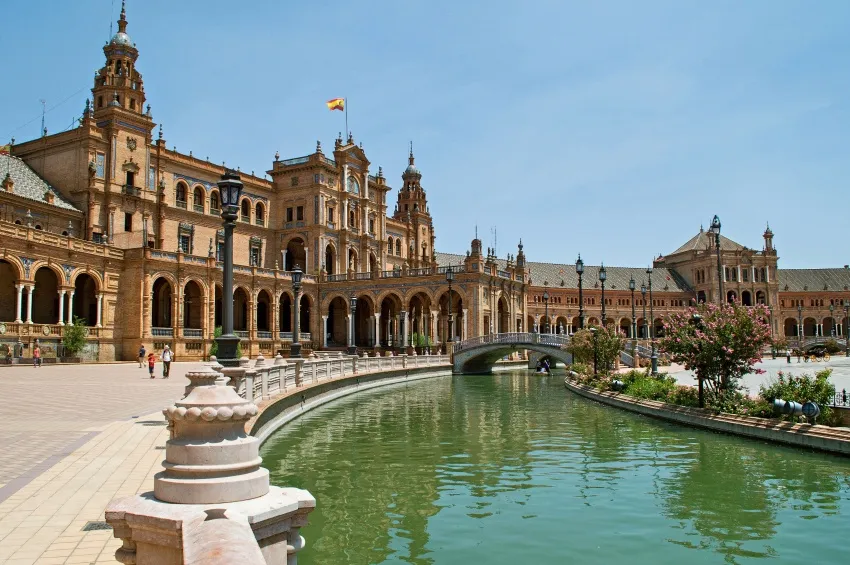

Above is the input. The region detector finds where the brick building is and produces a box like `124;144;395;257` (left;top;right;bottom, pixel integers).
1;4;847;361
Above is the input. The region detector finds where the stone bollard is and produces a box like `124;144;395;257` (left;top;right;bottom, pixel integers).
105;365;315;565
254;354;266;367
274;353;285;366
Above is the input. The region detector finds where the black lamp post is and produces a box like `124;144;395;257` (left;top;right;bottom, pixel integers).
710;215;723;304
446;266;454;344
214;170;243;366
543;287;550;334
647;265;658;375
692;313;705;408
844;299;849;356
348;295;358;355
599;264;607;327
290;265;303;358
576;255;585;329
590;326;598;376
629;277;636;339
641;283;647;339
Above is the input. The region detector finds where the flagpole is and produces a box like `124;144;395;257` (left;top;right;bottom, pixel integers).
345;98;348;139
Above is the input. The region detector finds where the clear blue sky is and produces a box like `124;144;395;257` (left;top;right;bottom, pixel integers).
2;1;848;268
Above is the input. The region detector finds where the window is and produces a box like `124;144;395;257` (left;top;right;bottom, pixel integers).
296;206;304;221
328;207;334;222
369;218;375;234
95;153;105;178
255;203;265;225
148;166;155;189
125;171;135;187
388;237;394;254
286;207;293;222
193;187;204;212
291;176;299;187
240;199;250;221
129;98;136;110
249;239;262;266
176;182;187;207
347;176;360;194
179;234;191;253
97;96;103;108
395;239;401;255
210;191;220;212
349;210;355;228
742;268;749;282
124;212;132;232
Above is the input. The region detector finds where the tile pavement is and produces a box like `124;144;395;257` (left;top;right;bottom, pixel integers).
0;362;193;564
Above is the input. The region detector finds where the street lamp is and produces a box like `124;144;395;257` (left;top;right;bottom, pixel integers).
641;282;648;340
692;313;705;408
543;286;550;334
590;326;598;376
599;264;607;327
709;215;723;304
290;265;303;358
647;265;658;375
348;295;358;355
629;277;636;339
576;254;585;329
214;169;243;366
446;266;454;344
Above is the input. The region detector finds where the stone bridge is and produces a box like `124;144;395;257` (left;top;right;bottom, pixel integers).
452;332;572;374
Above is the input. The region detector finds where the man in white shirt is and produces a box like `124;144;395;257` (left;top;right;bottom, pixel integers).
161;345;172;378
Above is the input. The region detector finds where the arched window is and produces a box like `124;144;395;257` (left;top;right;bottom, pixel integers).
387;237;394;255
176;182;188;207
347;176;360;194
240;199;250;221
348;209;355;228
193;186;204;212
255;202;265;225
210;191;220;212
395;239;401;256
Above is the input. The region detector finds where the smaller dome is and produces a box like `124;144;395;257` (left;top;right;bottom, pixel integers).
405;164;420;175
110;31;133;46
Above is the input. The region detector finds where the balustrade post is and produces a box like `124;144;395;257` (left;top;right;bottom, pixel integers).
96;293;104;328
244;371;255;403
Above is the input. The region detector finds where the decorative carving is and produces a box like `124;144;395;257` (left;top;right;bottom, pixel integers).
126;136;137;151
21;257;34;278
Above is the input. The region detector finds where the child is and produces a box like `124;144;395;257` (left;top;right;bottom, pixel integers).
148;352;156;378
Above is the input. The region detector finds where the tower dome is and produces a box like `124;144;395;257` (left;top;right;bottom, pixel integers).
109;1;133;46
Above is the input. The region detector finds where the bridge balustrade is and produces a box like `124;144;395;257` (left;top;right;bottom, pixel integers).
453;332;570;352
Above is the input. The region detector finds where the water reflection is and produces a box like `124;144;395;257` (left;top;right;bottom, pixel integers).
261;371;850;564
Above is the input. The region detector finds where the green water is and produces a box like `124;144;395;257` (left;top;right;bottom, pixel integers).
261;370;850;564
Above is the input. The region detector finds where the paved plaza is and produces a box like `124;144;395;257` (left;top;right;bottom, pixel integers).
0;362;191;564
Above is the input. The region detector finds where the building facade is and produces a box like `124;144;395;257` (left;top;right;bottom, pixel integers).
1;5;848;361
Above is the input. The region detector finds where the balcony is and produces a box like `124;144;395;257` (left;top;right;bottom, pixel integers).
257;331;272;340
326;221;335;229
235;330;249;338
193;203;204;213
255;218;265;226
210;207;220;215
241;215;250;223
183;328;203;338
122;184;141;197
152;327;174;337
175;200;187;209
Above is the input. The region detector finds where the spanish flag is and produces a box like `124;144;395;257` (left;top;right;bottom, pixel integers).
326;98;345;112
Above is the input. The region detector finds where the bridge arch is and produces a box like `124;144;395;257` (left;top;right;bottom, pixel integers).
452;333;571;374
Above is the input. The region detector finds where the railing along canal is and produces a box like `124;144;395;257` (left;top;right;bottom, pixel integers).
453;332;570;352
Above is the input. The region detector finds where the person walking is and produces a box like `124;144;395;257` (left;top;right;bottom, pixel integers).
161;345;172;378
33;344;41;368
138;344;146;368
148;352;156;378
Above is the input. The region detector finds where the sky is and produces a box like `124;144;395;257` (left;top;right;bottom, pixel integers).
2;0;849;269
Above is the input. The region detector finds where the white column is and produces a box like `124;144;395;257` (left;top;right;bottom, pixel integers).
66;291;74;324
281;249;287;270
766;266;770;283
14;284;23;323
96;293;103;327
57;289;66;326
321;315;328;348
462;308;469;340
403;311;410;348
722;265;727;282
346;315;353;348
737;265;741;282
431;310;439;343
374;313;381;346
752;266;756;282
25;284;35;324
304;247;309;273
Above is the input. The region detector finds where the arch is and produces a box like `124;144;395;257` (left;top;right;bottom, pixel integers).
279;292;292;333
554;316;569;335
210;189;220;212
73;273;98;326
347;176;360;194
299;293;312;339
636;317;648;338
255;202;265;225
587;317;600;327
803;317;817;337
284;237;306;271
784;317;798;337
192;185;205;212
354;294;374;347
0;260;18;321
823;317;836;337
437;289;463;343
176;181;188;204
232;287;250;331
378;293;403;348
727;290;737;304
347;247;358;272
741;290;752;307
369;252;378;273
326;296;348;346
240;198;250;221
256;290;271;332
214;284;223;328
324;242;336;275
151;277;173;328
183;280;203;329
756;291;766;305
654;318;665;338
31;267;59;324
697;290;707;303
408;292;433;348
395;239;401;256
497;296;510;333
387;237;394;255
619;317;631;338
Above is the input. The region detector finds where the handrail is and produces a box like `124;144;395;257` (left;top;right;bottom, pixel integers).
452;332;571;352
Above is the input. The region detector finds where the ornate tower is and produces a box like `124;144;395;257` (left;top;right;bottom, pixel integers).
393;143;435;268
764;223;774;251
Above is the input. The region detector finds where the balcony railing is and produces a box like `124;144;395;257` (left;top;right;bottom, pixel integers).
193;203;204;213
210;206;220;215
354;272;372;280
152;327;174;337
326;273;348;282
381;270;401;278
235;330;249;338
183;328;203;338
255;218;265;226
240;215;250;223
123;184;141;197
175;200;187;209
257;331;272;340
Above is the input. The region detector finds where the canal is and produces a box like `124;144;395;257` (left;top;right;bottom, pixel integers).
261;369;850;564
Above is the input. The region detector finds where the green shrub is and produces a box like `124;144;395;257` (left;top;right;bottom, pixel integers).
668;385;700;407
758;369;839;425
824;338;841;354
62;317;88;356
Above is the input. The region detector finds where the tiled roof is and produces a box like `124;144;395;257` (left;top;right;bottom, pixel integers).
777;269;850;292
670;229;746;255
435;252;691;293
0;154;80;212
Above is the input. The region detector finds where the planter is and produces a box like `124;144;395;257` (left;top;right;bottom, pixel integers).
59;357;82;363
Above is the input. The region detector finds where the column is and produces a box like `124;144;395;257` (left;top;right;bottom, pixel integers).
321;315;328;348
58;289;66;326
374;313;381;347
431;310;439;344
65;291;74;324
722;265;727;282
304;247;310;274
403;311;410;348
281;249;287;270
14;284;23;323
96;293;103;327
26;284;35;324
462;308;469;340
737;265;741;282
346;315;353;349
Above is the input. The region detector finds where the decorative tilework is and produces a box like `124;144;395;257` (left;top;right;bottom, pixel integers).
21;257;34;278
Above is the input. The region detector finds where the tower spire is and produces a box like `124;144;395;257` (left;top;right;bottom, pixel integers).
409;141;414;165
118;0;128;33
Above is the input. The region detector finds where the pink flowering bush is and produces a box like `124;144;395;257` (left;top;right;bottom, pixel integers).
658;303;772;400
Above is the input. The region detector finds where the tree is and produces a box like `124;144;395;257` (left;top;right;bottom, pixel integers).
659;303;772;398
209;326;242;359
566;325;624;375
62;316;88;357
